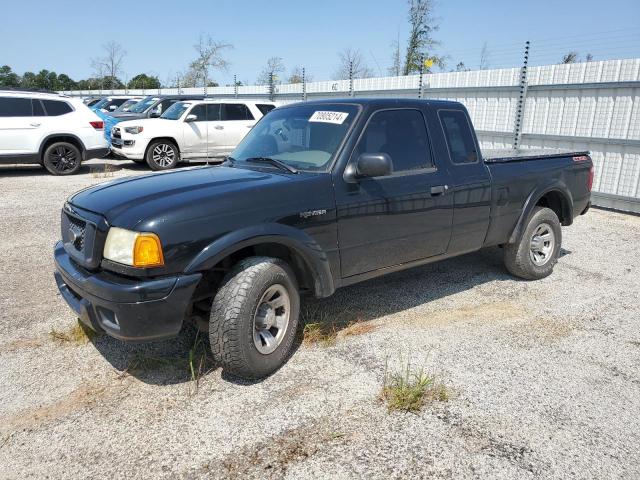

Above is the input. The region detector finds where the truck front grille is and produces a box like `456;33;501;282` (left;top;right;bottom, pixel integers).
67;215;86;252
112;127;121;139
61;205;105;270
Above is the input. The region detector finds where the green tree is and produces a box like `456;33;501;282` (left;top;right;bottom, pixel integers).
403;0;445;74
57;74;77;90
20;71;37;88
128;73;161;89
0;65;21;87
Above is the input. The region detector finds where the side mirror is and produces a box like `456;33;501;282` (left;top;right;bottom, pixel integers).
184;114;197;122
356;152;393;178
149;111;161;118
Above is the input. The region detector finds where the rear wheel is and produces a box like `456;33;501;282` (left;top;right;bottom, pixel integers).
146;140;179;170
504;207;562;280
209;257;300;379
42;142;81;175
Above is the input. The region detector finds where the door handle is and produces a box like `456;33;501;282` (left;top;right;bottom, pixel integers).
430;185;448;196
214;125;224;130
30;122;41;127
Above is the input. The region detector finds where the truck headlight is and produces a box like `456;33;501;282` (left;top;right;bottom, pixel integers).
124;126;144;134
103;227;164;267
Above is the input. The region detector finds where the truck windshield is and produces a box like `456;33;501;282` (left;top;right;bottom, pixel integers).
231;104;359;172
128;97;159;113
161;102;190;120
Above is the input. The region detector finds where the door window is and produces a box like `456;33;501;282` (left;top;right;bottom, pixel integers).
438;110;478;164
354;109;434;172
188;104;207;121
0;97;32;117
206;104;221;121
222;103;254;121
32;99;45;116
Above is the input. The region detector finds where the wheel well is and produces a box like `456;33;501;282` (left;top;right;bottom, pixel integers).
535;190;571;226
187;242;317;327
40;135;85;163
144;137;180;159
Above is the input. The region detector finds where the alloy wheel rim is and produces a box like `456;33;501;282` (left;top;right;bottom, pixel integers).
49;146;78;172
529;222;555;266
252;284;290;355
152;144;175;167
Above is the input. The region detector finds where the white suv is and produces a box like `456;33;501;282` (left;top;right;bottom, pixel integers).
110;100;276;170
0;90;109;175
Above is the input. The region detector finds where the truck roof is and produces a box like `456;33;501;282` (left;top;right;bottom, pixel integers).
284;97;464;109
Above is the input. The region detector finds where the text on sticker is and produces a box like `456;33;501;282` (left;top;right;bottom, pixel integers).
309;111;349;124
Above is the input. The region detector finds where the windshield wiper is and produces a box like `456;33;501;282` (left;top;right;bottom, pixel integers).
222;156;236;167
245;157;298;174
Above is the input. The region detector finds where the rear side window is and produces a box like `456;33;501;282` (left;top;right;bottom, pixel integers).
222;103;254;121
0;97;32;117
111;99;128;107
438;110;478;164
42;100;73;116
354;109;434;172
256;104;276;115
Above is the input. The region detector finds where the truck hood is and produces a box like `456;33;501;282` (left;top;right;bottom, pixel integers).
110;112;146;120
69;166;292;228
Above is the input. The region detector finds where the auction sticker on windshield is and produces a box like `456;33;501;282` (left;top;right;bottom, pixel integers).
309;111;349;124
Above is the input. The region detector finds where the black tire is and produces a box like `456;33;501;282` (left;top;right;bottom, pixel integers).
145;140;179;170
209;256;300;379
504;207;562;280
42;142;82;175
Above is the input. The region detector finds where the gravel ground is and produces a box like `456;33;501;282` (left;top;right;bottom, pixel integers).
1;159;639;479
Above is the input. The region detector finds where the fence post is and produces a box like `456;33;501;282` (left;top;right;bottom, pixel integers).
234;74;238;98
349;61;354;97
418;55;424;99
513;41;530;150
302;67;307;101
269;72;275;101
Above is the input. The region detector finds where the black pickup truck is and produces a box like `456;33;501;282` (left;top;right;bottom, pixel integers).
54;98;593;379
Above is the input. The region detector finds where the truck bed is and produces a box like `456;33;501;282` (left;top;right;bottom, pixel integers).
483;149;590;163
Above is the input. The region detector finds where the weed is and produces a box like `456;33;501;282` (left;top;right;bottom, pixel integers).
380;357;449;413
49;321;99;345
91;163;117;178
301;304;375;346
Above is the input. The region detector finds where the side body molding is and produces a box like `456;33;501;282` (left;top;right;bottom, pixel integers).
183;223;336;298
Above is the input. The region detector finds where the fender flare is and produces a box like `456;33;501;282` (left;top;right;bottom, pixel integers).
184;223;336;297
38;133;87;161
508;180;574;244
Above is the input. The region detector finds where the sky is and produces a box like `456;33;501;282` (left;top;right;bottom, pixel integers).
2;0;639;85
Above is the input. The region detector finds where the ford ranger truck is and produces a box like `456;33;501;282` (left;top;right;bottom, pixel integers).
53;99;593;379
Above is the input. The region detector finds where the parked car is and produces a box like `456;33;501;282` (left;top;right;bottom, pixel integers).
83;97;103;107
54;98;593;379
91;96;141;114
110;99;276;170
0;89;109;175
103;95;207;143
113;98;141;113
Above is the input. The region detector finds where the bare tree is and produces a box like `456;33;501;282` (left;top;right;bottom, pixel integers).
91;41;126;80
189;34;232;88
562;51;579;64
257;57;285;85
388;36;402;76
479;42;491;70
334;48;373;80
455;62;470;72
585;53;594;62
288;65;311;84
403;0;444;74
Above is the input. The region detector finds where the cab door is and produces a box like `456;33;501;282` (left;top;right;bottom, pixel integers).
181;104;208;157
334;108;454;278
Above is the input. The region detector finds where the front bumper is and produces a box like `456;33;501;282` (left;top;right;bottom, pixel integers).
110;142;145;160
53;242;201;342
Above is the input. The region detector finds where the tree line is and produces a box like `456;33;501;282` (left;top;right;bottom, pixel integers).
0;0;594;92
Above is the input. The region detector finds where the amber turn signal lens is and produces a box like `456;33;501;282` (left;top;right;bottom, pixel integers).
133;233;164;267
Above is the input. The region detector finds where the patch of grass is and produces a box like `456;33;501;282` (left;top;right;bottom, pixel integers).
301;304;375;346
124;331;212;395
380;358;449;413
49;321;99;345
91;163;117;178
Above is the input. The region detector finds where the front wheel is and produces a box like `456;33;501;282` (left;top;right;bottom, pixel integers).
146;140;179;170
42;142;82;175
504;206;562;280
209;257;300;379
